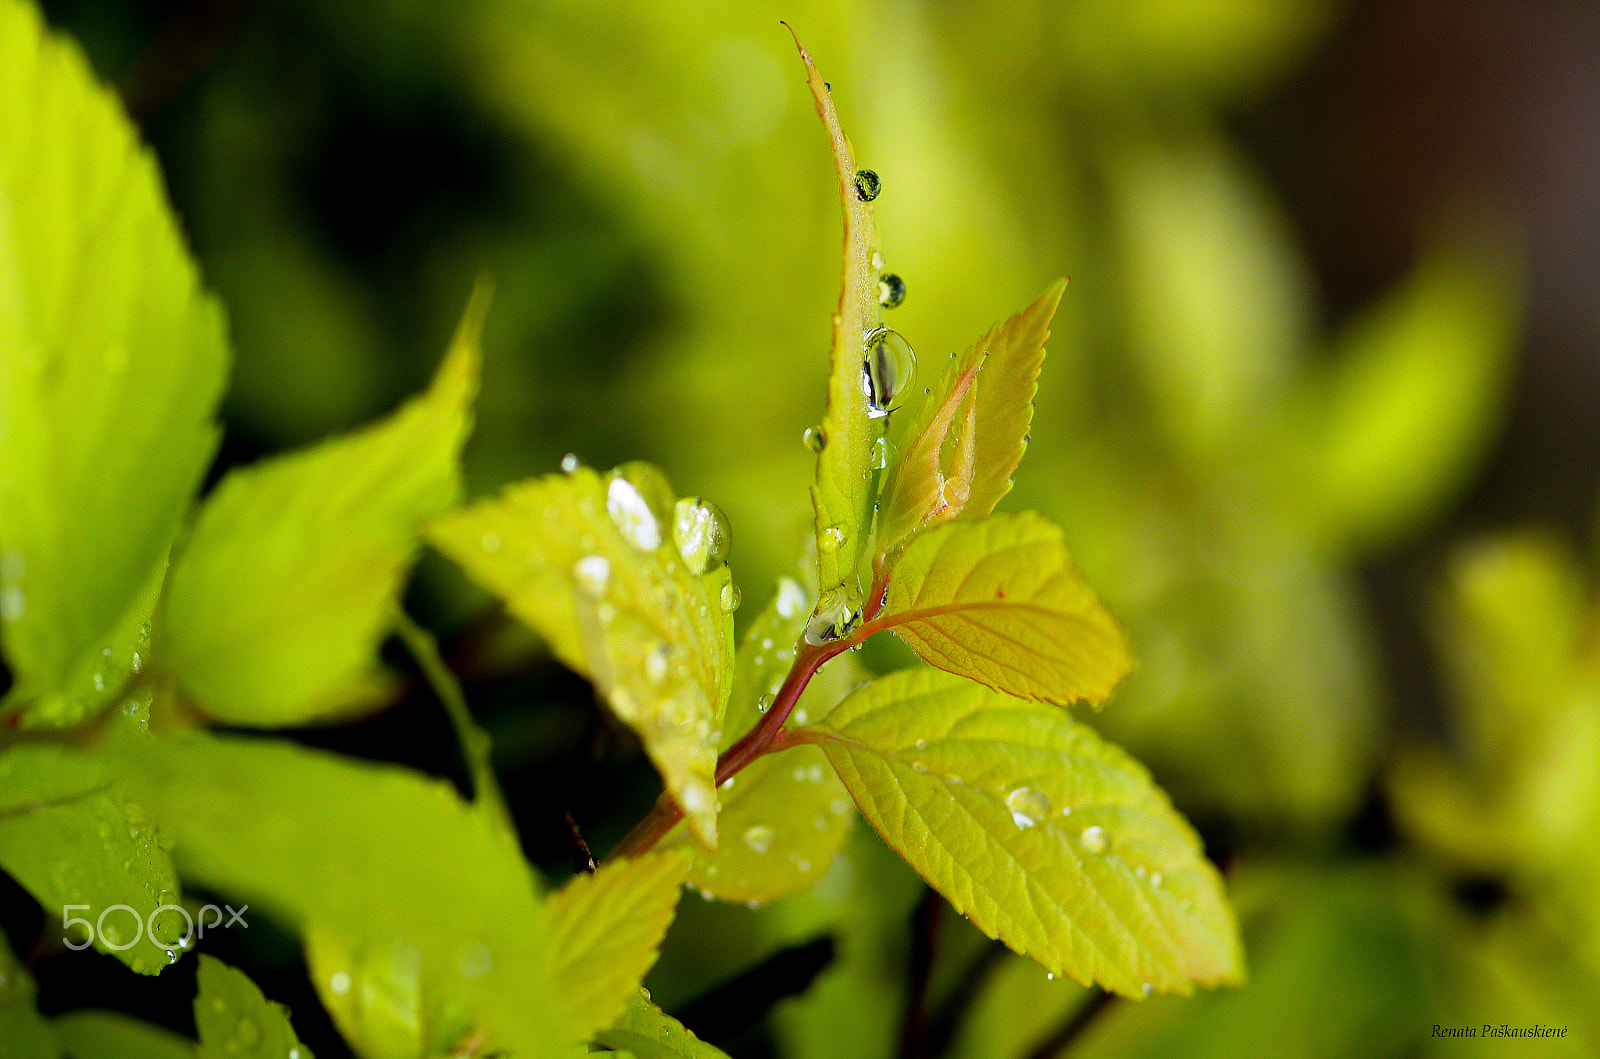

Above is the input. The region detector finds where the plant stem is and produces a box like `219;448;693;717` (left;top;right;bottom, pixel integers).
393;608;514;835
608;635;847;860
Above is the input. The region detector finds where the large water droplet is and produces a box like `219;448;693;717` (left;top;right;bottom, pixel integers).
607;463;675;551
720;582;742;613
803;425;827;453
818;524;847;553
743;824;775;853
1006;786;1051;829
853;169;881;201
804;587;860;645
774;577;808;620
878;273;906;309
870;436;897;470
673;497;732;574
1079;825;1107;853
573;555;611;597
862;328;915;418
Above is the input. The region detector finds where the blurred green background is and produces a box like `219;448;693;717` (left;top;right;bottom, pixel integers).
11;0;1600;1055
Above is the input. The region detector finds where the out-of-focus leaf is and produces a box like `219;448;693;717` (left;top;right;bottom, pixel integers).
1;931;58;1058
429;464;733;844
789;29;888;612
0;746;180;976
805;667;1242;997
0;0;227;721
1290;241;1517;552
53;1011;193;1059
193;956;310;1059
868;513;1130;706
158;284;487;727
1104;137;1308;462
107;732;569;1057
547;853;688;1041
877;282;1064;562
596;989;732;1059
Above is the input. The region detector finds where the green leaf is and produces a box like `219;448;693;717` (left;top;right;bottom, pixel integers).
105;731;569;1057
803;667;1242;997
428;464;734;845
656;576;857;902
193;956;309;1059
866;512;1130;706
0;0;228;719
789;29;888;612
157;284;488;727
547;853;689;1043
1291;240;1517;552
0;743;181;976
53;1012;194;1059
876;283;1065;565
596;989;733;1059
1;931;59;1058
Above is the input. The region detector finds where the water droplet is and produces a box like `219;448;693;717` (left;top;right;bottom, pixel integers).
329;971;352;995
561;452;580;473
290;1049;304;1059
1006;787;1050;829
1150;872;1162;888
699;888;715;901
832;796;852;816
808;765;825;783
573;555;611;597
131;651;142;673
793;706;809;724
804;587;859;645
813;814;828;830
870;436;897;470
743;824;774;853
720;582;742;613
480;531;502;552
607;464;674;551
756;694;773;714
1142;982;1153;997
1079;825;1107;853
679;781;713;814
803;425;827;452
673;497;732;574
870;250;885;271
862;328;915;418
853;169;881;201
1135;865;1148;879
93;672;105;692
818;524;847;553
878;273;906;309
796;858;811;872
645;644;672;685
774;577;807;619
1046;972;1055;981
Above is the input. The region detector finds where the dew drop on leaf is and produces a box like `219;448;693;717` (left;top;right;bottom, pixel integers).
803;425;827;453
672;497;732;574
804;588;859;645
561;453;580;473
818;524;847;553
853;169;881;201
1142;983;1154;997
1006;786;1050;829
720;582;742;613
573;555;611;597
1079;825;1107;853
743;824;775;853
607;464;674;551
644;644;672;685
329;971;351;995
480;531;502;553
870;436;897;470
878;273;906;309
862;328;915;418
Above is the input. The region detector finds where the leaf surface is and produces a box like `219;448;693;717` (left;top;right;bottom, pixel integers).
804;667;1243;996
0;744;180;975
428;465;733;844
0;0;228;720
1;932;58;1058
194;956;310;1059
547;852;689;1042
52;1012;194;1059
158;285;486;727
877;283;1064;562
596;990;733;1059
869;512;1129;706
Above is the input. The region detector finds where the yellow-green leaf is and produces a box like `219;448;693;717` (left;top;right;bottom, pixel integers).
547;852;688;1043
1;931;57;1058
596;989;733;1059
866;512;1130;706
194;956;310;1059
428;464;734;845
789;29;888;611
0;744;181;976
655;576;857;902
158;284;488;727
804;667;1242;997
106;731;568;1057
0;0;228;720
53;1011;194;1059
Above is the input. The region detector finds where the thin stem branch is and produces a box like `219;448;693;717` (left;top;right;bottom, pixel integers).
1021;990;1115;1059
393;608;513;835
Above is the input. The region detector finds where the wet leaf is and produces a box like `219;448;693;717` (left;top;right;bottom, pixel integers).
868;512;1130;706
428;465;733;845
0;745;180;976
805;667;1242;997
194;955;310;1059
596;989;733;1059
877;282;1065;563
158;283;487;727
0;0;228;721
547;852;689;1042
